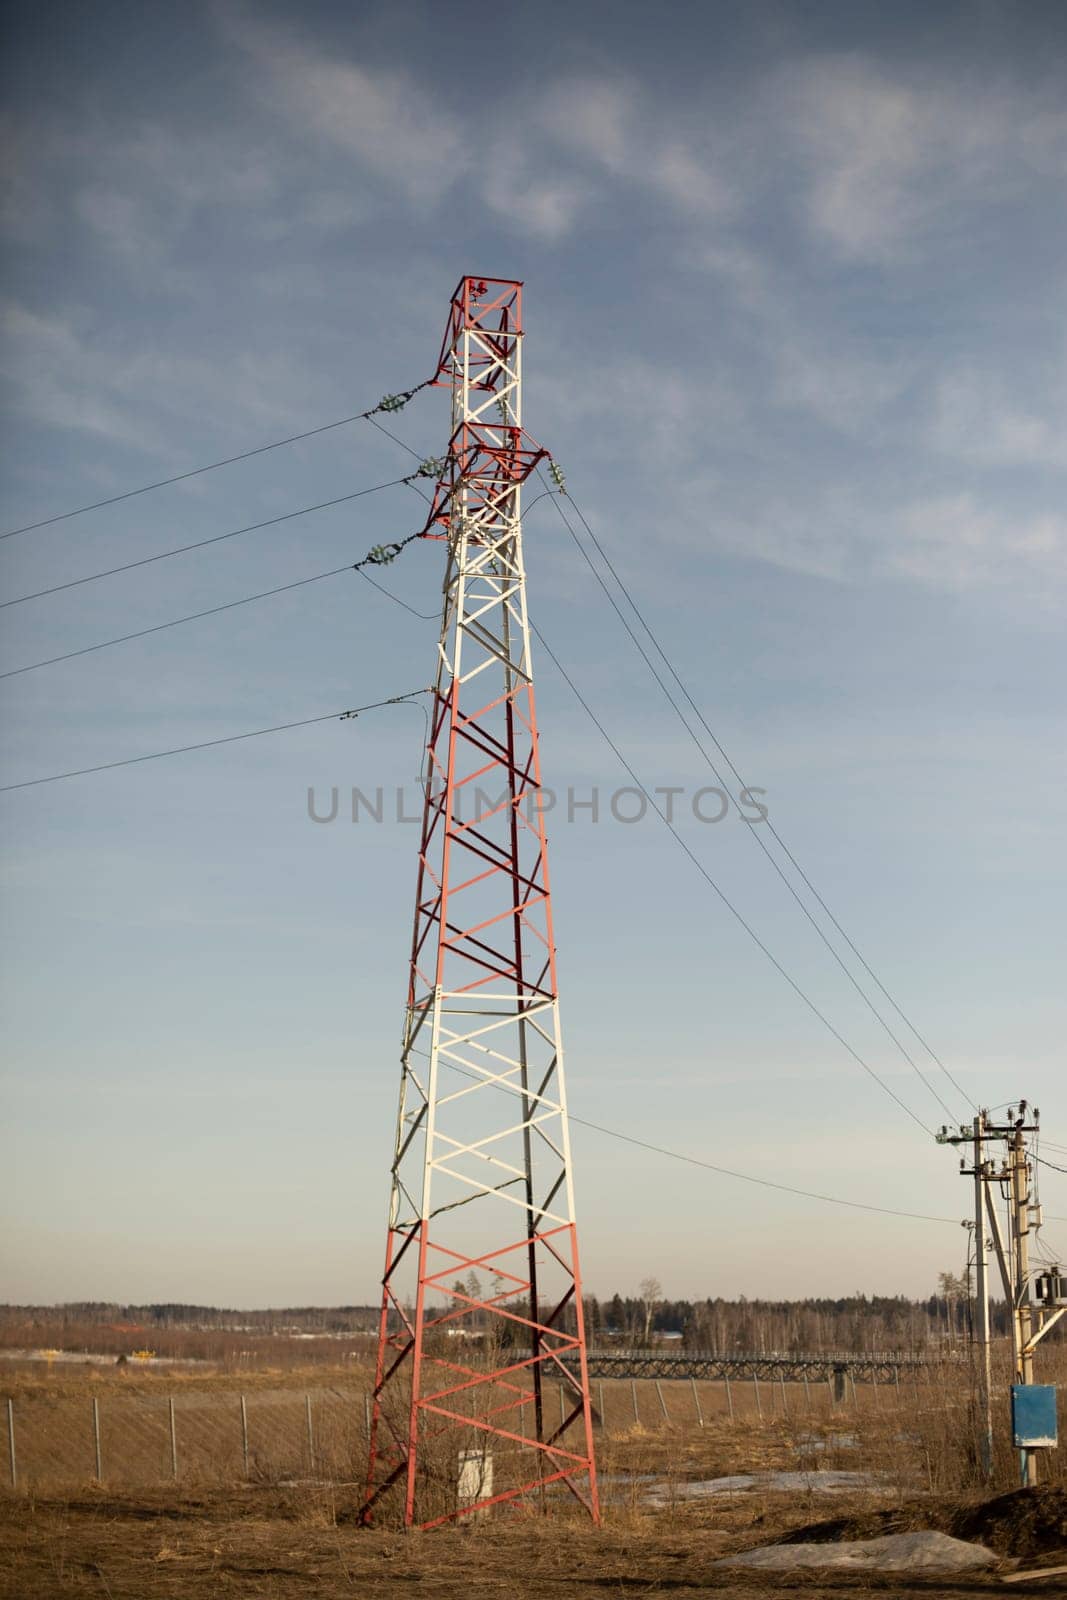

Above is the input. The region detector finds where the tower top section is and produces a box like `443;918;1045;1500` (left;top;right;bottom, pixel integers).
433;276;524;389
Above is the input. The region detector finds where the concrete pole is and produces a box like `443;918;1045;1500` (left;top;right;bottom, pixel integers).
973;1117;993;1478
1011;1128;1036;1487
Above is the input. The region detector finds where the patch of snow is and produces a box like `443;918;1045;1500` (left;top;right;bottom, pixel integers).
716;1530;997;1572
645;1469;881;1503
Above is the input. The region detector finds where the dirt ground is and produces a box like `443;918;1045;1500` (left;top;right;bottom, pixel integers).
2;1485;1066;1599
4;1362;1065;1597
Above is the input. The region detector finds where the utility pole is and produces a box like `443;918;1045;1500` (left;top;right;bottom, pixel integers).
939;1111;996;1477
362;278;598;1530
938;1101;1064;1488
1009;1121;1036;1483
971;1117;993;1477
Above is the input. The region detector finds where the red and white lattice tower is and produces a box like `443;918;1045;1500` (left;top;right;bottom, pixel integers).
362;278;599;1529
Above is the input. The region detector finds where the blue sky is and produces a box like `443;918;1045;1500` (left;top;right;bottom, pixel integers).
2;0;1066;1308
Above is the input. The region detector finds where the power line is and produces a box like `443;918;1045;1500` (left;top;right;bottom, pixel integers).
530;622;934;1137
370;436;934;1136
1;566;352;678
367;414;428;463
568;1112;959;1224
1;475;422;610
0;381;434;541
0;531;429;680
356;566;436;621
548;476;973;1119
0;691;428;793
427;1053;957;1224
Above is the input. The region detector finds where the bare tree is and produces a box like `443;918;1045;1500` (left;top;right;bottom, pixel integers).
937;1271;967;1341
638;1277;662;1345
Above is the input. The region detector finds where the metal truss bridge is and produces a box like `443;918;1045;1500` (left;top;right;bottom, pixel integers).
565;1348;932;1383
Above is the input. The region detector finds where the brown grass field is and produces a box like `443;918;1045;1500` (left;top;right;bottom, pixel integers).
2;1350;1066;1598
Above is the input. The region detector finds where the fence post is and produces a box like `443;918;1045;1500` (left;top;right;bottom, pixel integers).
559;1386;566;1428
655;1381;669;1423
803;1374;811;1412
364;1394;371;1438
631;1380;639;1423
753;1375;762;1421
691;1377;704;1429
724;1375;734;1423
779;1372;788;1416
6;1399;15;1490
305;1395;315;1473
169;1397;178;1479
92;1396;102;1481
240;1396;249;1476
598;1381;605;1429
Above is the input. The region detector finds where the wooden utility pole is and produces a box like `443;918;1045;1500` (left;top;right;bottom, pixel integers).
972;1115;993;1478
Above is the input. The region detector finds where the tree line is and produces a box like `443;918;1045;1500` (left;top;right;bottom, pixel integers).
4;1274;1056;1353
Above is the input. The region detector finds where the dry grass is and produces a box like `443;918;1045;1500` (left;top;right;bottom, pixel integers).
4;1350;1066;1498
0;1480;1047;1600
0;1359;373;1403
3;1351;1066;1596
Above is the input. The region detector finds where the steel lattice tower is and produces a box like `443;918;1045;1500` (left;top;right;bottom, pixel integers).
363;278;599;1529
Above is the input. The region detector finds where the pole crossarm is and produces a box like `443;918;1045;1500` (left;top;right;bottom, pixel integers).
364;278;598;1530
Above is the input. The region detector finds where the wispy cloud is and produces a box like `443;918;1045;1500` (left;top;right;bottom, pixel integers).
0;298;324;461
218;5;465;206
782;53;1067;261
892;492;1067;592
0;303;162;452
670;471;1067;603
527;75;734;224
928;364;1067;471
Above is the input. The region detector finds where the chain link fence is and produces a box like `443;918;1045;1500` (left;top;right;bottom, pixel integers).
2;1386;375;1493
3;1369;932;1494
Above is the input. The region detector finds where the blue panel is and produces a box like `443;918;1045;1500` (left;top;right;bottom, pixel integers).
1011;1385;1058;1448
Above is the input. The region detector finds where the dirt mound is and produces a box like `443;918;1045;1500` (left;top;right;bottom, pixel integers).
778;1486;1067;1563
947;1487;1067;1558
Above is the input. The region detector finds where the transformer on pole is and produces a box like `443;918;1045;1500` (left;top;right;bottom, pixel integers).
362;277;600;1529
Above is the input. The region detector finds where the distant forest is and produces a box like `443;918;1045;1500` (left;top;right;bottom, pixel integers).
1;1276;1048;1354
